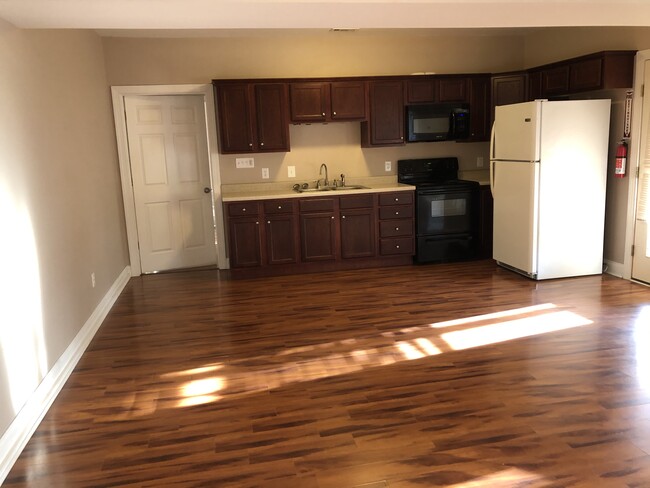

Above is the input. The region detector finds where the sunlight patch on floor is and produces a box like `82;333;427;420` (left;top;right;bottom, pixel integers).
443;467;550;487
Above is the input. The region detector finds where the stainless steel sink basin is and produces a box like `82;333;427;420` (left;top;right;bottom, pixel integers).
294;185;368;193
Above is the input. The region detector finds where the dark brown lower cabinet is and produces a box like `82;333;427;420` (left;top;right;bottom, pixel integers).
340;208;376;259
478;185;494;259
228;217;263;268
265;214;299;265
300;213;337;261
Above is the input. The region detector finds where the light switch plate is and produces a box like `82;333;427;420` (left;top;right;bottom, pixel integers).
262;168;270;179
385;161;392;172
288;166;296;178
236;158;255;168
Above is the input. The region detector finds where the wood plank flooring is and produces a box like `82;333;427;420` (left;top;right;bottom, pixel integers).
5;260;650;487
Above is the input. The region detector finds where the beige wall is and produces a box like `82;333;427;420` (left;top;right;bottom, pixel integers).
0;28;128;439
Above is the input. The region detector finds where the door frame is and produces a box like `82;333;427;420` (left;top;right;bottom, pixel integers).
111;84;227;276
623;50;650;280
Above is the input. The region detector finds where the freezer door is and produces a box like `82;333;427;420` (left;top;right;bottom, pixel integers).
492;160;540;276
492;101;541;162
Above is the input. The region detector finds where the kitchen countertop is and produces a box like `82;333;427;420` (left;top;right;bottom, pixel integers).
221;176;415;202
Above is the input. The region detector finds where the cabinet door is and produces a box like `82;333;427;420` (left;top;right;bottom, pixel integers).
406;79;436;104
469;76;490;141
254;83;290;152
491;74;527;107
340;208;376;259
528;71;542;101
362;80;404;146
216;83;255;153
330;81;367;121
300;213;337;261
266;214;299;265
541;65;570;96
570;57;603;92
438;78;468;102
290;82;327;122
228;217;262;268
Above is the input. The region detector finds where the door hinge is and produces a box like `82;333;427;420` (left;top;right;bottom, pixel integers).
632;244;635;257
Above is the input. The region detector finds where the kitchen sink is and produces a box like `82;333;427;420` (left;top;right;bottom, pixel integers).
294;185;368;193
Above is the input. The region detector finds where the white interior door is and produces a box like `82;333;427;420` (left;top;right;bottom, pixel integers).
492;160;540;276
125;95;217;273
632;61;650;283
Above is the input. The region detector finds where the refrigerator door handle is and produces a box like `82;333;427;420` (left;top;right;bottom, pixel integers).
490;159;495;197
489;121;496;160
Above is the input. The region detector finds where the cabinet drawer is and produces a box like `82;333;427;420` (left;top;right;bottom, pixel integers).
228;202;260;217
379;219;413;237
379;205;413;220
340;194;374;209
263;199;295;214
379;192;413;206
299;198;335;213
380;238;414;255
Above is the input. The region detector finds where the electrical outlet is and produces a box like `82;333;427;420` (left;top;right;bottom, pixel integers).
235;158;255;168
476;157;484;168
91;272;96;288
262;168;270;179
385;161;392;172
288;166;296;178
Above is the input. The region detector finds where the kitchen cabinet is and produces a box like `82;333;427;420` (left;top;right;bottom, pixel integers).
478;185;494;259
299;198;338;262
541;65;570;97
491;73;528;123
438;77;468;102
214;82;289;153
406;78;437;104
361;80;405;147
340;194;376;259
468;75;490;142
226;202;263;268
226;200;298;268
263;200;299;265
290;81;366;123
378;191;415;256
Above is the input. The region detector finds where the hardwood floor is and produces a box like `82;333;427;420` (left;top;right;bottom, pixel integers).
5;260;650;487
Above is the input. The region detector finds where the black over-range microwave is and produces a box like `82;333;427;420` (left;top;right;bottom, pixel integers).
406;103;470;142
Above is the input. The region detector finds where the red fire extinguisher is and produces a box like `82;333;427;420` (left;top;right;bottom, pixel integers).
615;140;628;178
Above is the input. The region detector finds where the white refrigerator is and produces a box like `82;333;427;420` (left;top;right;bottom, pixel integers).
490;99;611;280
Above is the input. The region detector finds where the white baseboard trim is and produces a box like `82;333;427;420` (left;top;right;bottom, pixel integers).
0;265;131;485
604;260;625;278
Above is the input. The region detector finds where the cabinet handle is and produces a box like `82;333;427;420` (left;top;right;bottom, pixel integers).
342;215;346;219
331;216;334;219
400;136;403;140
249;143;253;147
255;221;259;225
322;112;326;116
260;142;264;146
242;208;247;212
395;211;399;215
278;205;282;209
267;220;270;224
394;198;399;202
333;111;337;115
395;227;399;231
396;245;400;249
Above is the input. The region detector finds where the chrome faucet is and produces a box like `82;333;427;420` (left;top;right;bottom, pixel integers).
317;163;329;189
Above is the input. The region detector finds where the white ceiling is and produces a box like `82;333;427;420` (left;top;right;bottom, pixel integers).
0;0;649;32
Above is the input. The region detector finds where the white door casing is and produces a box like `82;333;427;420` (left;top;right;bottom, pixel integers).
632;60;650;284
125;95;216;273
111;85;227;276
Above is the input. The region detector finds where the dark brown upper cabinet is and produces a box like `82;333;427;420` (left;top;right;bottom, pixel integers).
541;64;571;96
290;81;366;123
467;75;490;142
214;82;289;154
361;80;405;147
406;77;468;104
406;78;437;104
438;77;468;102
491;73;528;107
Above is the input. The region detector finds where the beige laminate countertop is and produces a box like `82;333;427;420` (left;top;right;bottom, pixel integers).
221;179;415;202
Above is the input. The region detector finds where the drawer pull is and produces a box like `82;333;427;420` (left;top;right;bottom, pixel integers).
395;227;399;231
278;205;282;209
342;215;346;219
255;221;259;225
395;211;399;215
242;208;247;212
396;245;400;249
395;198;399;202
267;221;270;224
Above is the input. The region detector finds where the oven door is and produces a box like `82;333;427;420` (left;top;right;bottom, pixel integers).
416;188;475;236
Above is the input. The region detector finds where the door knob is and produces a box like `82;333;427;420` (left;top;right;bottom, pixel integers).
204;187;211;193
